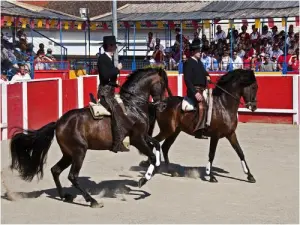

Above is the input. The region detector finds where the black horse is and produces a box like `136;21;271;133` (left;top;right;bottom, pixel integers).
9;67;172;208
143;69;258;183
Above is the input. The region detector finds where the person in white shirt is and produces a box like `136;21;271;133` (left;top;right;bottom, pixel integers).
144;32;156;60
214;25;227;42
201;51;212;71
260;25;272;40
10;65;31;82
231;51;243;70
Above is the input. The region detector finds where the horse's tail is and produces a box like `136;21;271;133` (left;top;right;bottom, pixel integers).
148;104;157;137
158;68;173;97
10;122;57;182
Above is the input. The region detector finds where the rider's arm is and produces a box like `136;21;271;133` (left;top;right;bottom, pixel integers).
97;55;119;81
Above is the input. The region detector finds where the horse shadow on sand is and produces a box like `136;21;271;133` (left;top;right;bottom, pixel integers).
130;161;250;183
2;177;151;206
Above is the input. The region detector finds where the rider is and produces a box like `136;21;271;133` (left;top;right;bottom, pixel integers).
97;35;129;153
183;43;211;139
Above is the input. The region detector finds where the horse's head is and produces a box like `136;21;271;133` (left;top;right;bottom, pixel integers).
239;70;258;112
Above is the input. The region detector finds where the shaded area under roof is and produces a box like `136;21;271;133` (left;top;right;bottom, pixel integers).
1;1;82;20
92;1;299;22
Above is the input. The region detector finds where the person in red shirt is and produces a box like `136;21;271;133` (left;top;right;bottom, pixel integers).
243;52;252;69
238;25;250;45
248;43;257;58
288;48;299;72
152;45;164;66
277;49;292;71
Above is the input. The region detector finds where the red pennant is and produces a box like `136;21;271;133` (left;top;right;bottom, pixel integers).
103;22;108;30
242;19;248;26
214;19;220;24
82;21;86;30
268;18;274;28
296;16;299;27
146;21;151;27
57;20;61;29
30;19;35;28
168;21;175;29
15;16;20;27
70;21;75;29
192;20;198;29
1;16;4;27
123;21;130;28
45;19;50;29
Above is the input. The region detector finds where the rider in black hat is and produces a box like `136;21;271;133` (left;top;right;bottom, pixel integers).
183;43;211;139
97;35;128;153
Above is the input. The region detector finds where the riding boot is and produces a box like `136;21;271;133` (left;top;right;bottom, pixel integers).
111;113;130;153
193;101;208;139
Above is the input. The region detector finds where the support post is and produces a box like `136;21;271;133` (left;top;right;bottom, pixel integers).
112;0;118;66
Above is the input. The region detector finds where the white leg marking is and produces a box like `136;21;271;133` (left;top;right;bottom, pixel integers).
206;162;211;175
145;164;155;180
241;160;249;174
155;150;160;167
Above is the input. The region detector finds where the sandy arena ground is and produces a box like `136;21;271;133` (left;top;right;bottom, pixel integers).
1;123;299;224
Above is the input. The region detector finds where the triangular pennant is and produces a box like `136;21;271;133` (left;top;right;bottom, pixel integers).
21;18;27;29
45;19;50;29
91;22;96;30
157;21;164;29
64;21;69;30
37;19;43;28
296;16;300;27
214;19;220;24
82;21;86;30
282;18;286;27
192;20;199;29
6;16;12;27
57;20;61;29
77;22;82;30
135;22;141;29
30;19;35;28
182;21;187;29
50;19;56;28
204;20;210;29
255;19;260;29
70;21;75;29
102;22;108;30
168;21;175;29
242;19;248;26
15;16;20;27
268;18;274;28
123;21;130;28
146;21;152;27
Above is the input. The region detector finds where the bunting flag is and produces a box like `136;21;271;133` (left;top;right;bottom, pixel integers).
64;21;69;30
255;18;260;28
45;19;50;29
204;20;210;29
70;21;75;29
102;22;108;30
168;21;175;29
268;18;274;28
296;16;300;26
282;17;286;27
50;19;56;28
228;19;233;28
77;22;82;30
21;18;27;29
192;20;198;29
146;21;152;27
82;21;86;30
242;19;248;26
30;19;35;28
1;16;4;27
15;16;20;27
157;21;164;29
6;16;12;27
37;19;43;28
91;22;96;30
182;21;187;29
57;20;61;29
123;21;130;28
214;19;220;24
135;22;141;29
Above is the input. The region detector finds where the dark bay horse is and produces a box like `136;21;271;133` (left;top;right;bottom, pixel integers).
9;68;172;208
144;69;258;183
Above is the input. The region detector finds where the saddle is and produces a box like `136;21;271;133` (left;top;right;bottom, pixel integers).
181;88;214;126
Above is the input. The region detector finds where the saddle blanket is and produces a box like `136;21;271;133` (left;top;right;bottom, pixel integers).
181;88;213;126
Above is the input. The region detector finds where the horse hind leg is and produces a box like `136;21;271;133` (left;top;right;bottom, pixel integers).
51;154;72;201
206;136;219;182
226;132;256;183
67;148;103;208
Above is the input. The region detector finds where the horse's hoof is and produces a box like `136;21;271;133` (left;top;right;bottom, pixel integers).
171;171;180;177
247;174;256;183
138;177;148;188
139;160;150;168
209;176;218;183
90;200;104;208
63;193;75;203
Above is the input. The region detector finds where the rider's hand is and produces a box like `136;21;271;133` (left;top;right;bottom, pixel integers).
195;92;203;102
117;63;123;70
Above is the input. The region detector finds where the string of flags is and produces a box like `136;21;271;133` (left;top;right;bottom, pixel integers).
1;16;299;30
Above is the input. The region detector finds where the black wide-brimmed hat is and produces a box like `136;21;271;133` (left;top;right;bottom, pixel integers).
100;35;122;45
189;43;201;52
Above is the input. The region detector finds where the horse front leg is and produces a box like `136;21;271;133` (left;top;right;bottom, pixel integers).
226;132;256;183
206;136;219;182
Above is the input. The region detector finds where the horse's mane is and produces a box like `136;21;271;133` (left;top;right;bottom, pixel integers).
212;69;256;96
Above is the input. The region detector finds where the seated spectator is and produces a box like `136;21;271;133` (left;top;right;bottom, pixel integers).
36;43;45;56
164;48;176;70
260;25;272;40
238;25;250;45
46;48;56;61
220;50;231;71
250;25;260;45
294;33;299;50
237;44;245;59
214;25;227;42
201;40;210;52
288;48;299;72
231;51;243;70
243;52;252;69
259;54;275;72
10;64;31;82
201;34;208;47
211;52;219;71
192;32;201;46
286;31;295;48
155;38;164;52
251;54;259;71
271;26;279;40
248;43;257;58
273;35;283;50
270;44;283;60
201;51;212;71
260;38;272;55
145;32;156;60
152;45;164;66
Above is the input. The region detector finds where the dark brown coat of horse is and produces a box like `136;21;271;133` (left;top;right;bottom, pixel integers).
145;69;258;183
9;68;172;208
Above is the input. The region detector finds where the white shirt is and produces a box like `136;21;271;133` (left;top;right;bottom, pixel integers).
232;56;243;70
10;73;31;82
105;52;113;60
214;30;227;41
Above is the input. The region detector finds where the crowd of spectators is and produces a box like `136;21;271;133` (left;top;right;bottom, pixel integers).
146;25;299;73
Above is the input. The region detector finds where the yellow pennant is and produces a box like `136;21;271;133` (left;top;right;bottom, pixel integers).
6;16;12;26
135;22;141;29
282;18;286;27
255;18;261;29
50;19;56;28
182;21;187;29
91;22;96;30
204;20;210;29
64;21;69;30
37;19;43;28
157;21;164;29
77;22;82;30
21;18;27;28
117;23;120;29
228;19;233;28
